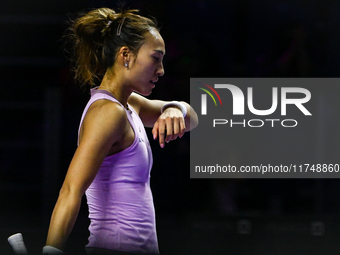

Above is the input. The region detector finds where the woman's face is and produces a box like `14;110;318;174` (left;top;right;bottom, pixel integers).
127;29;165;96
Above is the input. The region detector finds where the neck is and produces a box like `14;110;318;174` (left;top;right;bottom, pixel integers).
98;72;132;108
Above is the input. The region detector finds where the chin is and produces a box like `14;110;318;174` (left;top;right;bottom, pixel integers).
143;90;153;96
135;89;153;97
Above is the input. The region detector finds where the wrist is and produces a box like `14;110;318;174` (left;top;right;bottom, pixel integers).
161;101;187;117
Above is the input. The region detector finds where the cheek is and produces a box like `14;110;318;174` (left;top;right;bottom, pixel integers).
137;65;154;79
131;58;155;80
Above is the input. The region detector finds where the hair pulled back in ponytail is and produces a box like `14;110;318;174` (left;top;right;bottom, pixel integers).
68;7;159;87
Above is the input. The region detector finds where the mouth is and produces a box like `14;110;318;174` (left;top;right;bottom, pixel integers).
150;80;158;87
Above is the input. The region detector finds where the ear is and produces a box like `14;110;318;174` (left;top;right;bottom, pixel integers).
118;46;132;67
118;46;130;59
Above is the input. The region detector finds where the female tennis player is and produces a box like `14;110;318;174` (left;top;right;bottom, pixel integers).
42;7;198;255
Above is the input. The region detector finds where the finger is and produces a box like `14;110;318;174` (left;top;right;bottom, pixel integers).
158;119;166;148
165;117;173;143
172;117;180;140
152;122;159;140
179;118;186;138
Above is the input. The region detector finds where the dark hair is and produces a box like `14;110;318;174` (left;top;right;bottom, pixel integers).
68;7;159;87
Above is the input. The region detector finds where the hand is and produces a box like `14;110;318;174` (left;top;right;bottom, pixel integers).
152;107;186;148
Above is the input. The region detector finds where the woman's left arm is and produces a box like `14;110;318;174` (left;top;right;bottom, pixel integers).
128;93;198;148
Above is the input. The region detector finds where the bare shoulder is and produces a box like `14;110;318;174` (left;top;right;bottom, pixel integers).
80;99;128;144
87;99;126;119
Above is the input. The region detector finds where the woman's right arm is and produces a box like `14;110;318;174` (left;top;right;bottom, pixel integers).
45;101;127;251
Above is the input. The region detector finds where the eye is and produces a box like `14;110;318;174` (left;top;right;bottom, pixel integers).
153;56;160;61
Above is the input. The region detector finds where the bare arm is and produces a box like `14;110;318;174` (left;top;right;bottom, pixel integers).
128;93;198;148
45;101;127;251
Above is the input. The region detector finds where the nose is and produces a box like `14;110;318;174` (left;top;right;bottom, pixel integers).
157;63;165;76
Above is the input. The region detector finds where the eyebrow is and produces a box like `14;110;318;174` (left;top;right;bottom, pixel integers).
154;50;165;55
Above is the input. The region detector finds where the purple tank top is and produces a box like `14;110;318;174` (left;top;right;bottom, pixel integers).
78;88;158;254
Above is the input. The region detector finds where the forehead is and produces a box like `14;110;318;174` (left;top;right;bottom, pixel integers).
141;29;165;54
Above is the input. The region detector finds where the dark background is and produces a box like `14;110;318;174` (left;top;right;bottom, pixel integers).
1;0;340;254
